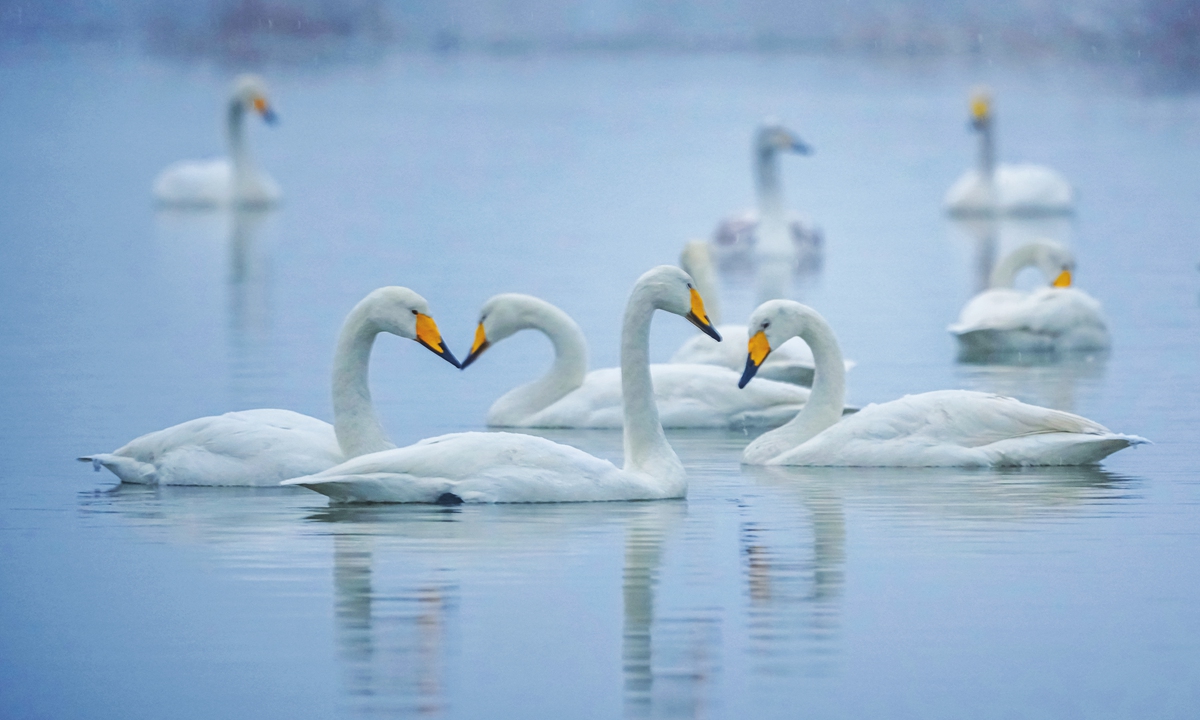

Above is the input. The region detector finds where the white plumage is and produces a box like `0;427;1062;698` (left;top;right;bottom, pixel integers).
948;240;1109;355
945;89;1073;217
154;74;281;208
283;265;723;504
740;300;1144;467
80;287;461;486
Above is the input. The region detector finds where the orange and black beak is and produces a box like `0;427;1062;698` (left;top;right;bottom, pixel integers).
253;96;278;125
461;322;490;369
687;287;721;341
415;313;460;368
739;330;772;388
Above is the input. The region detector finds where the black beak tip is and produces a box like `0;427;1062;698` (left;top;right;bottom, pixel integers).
439;344;461;369
738;356;759;389
263;109;279;125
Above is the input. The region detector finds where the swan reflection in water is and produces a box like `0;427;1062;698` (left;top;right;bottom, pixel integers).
154;206;279;408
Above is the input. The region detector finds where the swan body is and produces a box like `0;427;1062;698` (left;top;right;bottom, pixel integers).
283;265;722;503
80;287;461;486
949;240;1110;355
710;121;822;272
740;300;1144;467
154;74;281;208
462;293;823;429
945;89;1073;217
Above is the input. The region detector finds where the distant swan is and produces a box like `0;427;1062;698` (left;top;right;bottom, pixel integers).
671;239;853;386
154;74;281;208
80;287;460;486
460;288;828;429
945;89;1073;217
711;120;822;272
282;266;720;503
948;240;1109;356
739;300;1144;466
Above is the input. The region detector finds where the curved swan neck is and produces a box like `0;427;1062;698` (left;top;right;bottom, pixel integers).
226;99;248;168
989;242;1063;288
331;299;396;459
488;297;589;421
744;308;846;463
620;283;680;477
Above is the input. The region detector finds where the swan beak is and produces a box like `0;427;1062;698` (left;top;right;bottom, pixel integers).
415;313;461;368
686;288;722;341
739;330;772;388
254;97;278;125
1052;268;1072;288
790;135;813;155
461;323;491;370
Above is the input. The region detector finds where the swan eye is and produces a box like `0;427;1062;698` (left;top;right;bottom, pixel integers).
411;310;419;315
762;321;770;329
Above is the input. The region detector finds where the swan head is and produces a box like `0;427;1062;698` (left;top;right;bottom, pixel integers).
360;287;460;368
969;87;992;131
1027;240;1076;287
739;299;815;388
231;74;278;125
756;120;812;157
461;293;545;369
638;265;722;341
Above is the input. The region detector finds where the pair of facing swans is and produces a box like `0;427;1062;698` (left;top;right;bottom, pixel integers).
84;267;1144;503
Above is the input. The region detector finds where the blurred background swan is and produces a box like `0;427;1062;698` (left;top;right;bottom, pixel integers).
949;240;1110;358
711;119;822;274
153;74;281;208
945;88;1073;217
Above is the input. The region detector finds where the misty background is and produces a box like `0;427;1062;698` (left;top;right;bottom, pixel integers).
1;0;1198;75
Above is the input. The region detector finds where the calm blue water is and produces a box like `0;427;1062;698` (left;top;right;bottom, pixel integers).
1;48;1198;719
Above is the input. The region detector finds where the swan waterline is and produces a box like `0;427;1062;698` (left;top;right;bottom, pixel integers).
80;287;460;486
282;266;722;504
945;88;1073;217
949;240;1110;357
710;120;822;272
738;300;1145;467
457;291;830;429
153;74;282;209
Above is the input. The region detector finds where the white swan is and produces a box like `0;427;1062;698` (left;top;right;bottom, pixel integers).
949;240;1110;355
80;287;461;486
282;266;721;503
459;288;825;429
671;239;853;386
739;300;1145;467
710;120;822;272
945;89;1073;217
153;74;281;208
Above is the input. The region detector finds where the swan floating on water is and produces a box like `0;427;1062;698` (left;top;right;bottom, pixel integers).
459;288;830;429
282;266;721;503
80;287;460;485
153;74;282;208
671;240;853;386
739;300;1144;467
711;120;822;273
944;89;1073;217
949;240;1110;357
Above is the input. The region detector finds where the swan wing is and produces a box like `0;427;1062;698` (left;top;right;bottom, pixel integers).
770;390;1145;467
283;431;680;503
153;159;233;207
85;409;341;486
